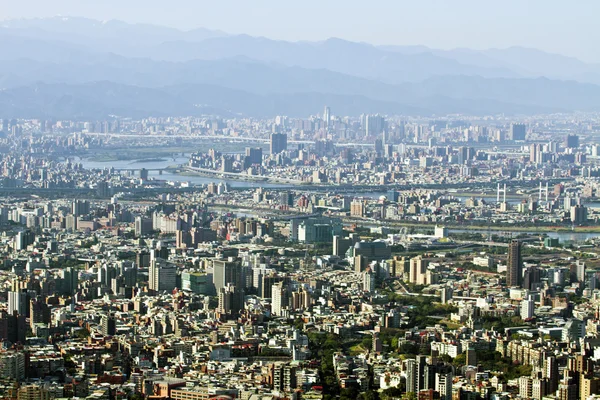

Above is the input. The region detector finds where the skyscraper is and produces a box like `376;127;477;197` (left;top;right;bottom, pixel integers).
7;291;28;316
509;123;526;141
544;356;559;393
61;267;79;294
270;133;287;154
15;230;35;251
507;240;522;287
149;258;177;292
521;295;535;320
565;134;579;149
101;313;116;336
245;147;263;166
271;281;289;316
365;114;386;136
436;372;453;400
323;106;331;128
570;204;588;224
213;259;244;292
72;200;90;217
218;283;244;316
406;359;418;394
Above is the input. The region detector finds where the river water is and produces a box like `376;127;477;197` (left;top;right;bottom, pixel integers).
448;229;598;243
77;156;285;189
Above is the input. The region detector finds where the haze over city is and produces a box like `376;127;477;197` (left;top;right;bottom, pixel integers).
0;3;599;400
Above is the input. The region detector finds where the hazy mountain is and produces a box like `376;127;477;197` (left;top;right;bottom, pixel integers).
3;17;600;83
0;31;91;62
0;56;589;111
382;44;600;84
0;81;426;119
141;36;520;83
2;73;595;120
1;17;600;118
0;16;227;54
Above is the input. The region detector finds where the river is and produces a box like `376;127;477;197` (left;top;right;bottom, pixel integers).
77;156;286;189
448;228;598;243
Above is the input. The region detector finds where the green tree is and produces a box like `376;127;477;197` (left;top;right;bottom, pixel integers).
453;353;466;368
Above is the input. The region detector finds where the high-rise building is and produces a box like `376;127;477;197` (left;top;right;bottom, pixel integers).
570;204;588;224
271;281;289;316
544;356;559;393
30;297;50;329
0;311;27;344
558;381;577;400
217;283;244;316
212;259;244;292
509;123;526;141
365;114;386;136
523;266;541;291
406;359;418;394
296;217;343;243
409;257;430;285
333;235;352;257
575;260;586;283
61;267;79;294
506;240;522;287
363;269;375;293
532;378;548;400
101;314;116;336
350;200;365;217
441;286;453;304
279;191;294;207
181;271;215;295
0;352;25;380
7;291;28;316
323;106;331;128
15;230;35;251
72;200;90;217
519;377;533;398
466;346;477;366
271;363;298;393
580;375;600;400
415;355;428;392
245;147;263;166
270;133;287;154
149;258;177;292
135;216;153;238
435;372;453;400
521;295;535;320
221;156;234;173
565;134;579;149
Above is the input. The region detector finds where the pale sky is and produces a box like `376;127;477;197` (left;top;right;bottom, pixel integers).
0;0;598;62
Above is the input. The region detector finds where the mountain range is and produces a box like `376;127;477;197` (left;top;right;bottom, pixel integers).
1;16;600;118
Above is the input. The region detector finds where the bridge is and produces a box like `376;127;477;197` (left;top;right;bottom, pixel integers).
82;132;316;145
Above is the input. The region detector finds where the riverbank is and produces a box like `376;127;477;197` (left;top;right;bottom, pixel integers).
343;217;600;234
182;166;307;185
205;203;600;235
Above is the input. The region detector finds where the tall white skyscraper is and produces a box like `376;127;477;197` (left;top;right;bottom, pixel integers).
7;291;27;315
271;281;289;317
436;372;453;400
521;295;535;320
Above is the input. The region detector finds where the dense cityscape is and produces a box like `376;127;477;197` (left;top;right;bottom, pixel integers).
0;108;598;400
2;3;600;400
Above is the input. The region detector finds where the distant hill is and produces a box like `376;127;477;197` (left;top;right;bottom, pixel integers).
0;17;599;118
